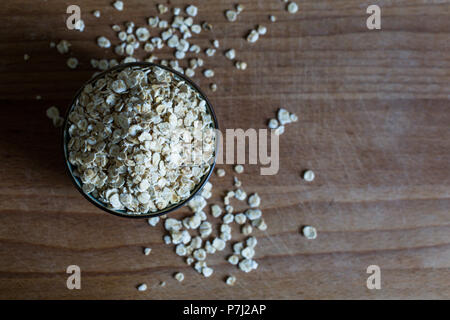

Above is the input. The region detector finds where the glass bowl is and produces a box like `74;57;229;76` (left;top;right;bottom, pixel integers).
62;62;219;219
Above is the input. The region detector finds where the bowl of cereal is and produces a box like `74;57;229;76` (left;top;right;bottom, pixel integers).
62;62;218;218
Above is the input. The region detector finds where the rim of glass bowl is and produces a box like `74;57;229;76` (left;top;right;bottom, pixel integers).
62;62;219;219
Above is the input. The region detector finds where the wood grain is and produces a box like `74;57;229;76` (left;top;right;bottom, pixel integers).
0;0;449;299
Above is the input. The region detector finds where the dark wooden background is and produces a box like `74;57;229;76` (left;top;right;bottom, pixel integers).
0;0;449;299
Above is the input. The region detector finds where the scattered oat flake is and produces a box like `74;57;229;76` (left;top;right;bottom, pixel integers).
239;259;258;272
202;22;213;30
97;36;111;48
186;5;198;17
252;218;267;231
287;2;299;14
235;213;246;225
211;204;222;218
233;242;244;254
302;226;317;239
137;283;147;291
268;118;279;129
223;212;234;224
205;48;216;57
246;209;262;221
67;57;78;69
225;49;236;60
274;125;285;135
226;275;236;286
136;27;150;42
56;40;71;54
234;165;244;174
242;247;255;259
158;4;168;14
24;54;30;61
174;272;185;282
235;189;247;201
235;61;247;70
247;30;259;43
216;168;226;177
246;236;258;248
248;193;261;208
257;25;267;35
242;224;253;235
278;108;291;125
53;117;64;127
113;1;124;11
74;19;85;32
46;106;59;119
93;10;100;18
212;238;226;251
225;10;238;22
202;267;213;277
203;69;214;78
228;255;239;265
148;217;160;226
290;113;298;122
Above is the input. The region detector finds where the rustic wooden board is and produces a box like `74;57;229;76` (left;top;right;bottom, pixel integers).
0;0;449;299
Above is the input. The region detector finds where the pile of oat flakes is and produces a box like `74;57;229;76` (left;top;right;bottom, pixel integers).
143;164;268;286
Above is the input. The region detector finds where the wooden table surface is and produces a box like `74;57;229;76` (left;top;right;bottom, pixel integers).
0;0;449;300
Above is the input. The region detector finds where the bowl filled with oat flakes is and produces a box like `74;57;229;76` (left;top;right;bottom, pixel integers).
63;62;218;218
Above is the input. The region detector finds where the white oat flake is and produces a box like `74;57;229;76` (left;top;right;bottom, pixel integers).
137;283;147;291
203;69;214;78
66;57;78;69
287;2;299;14
216;168;226;177
211;204;222;218
268;118;279;129
246;30;259;43
113;1;124;11
303;170;315;182
277;108;291;125
148;217;160;226
225;49;236;60
234;165;244;174
248;193;261;208
97;36;111;48
185;5;198;17
302;226;317;239
174;272;185;282
225;10;238;22
226;275;236;286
